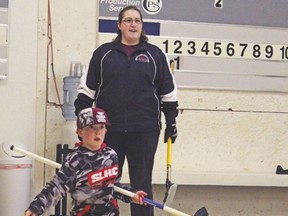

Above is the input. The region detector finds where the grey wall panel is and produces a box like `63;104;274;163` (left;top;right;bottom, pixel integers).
174;71;288;92
160;21;288;44
0;45;7;59
0;10;8;24
179;56;288;77
0;0;8;8
0;61;7;75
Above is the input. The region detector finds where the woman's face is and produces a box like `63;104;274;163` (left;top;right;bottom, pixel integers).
118;9;143;45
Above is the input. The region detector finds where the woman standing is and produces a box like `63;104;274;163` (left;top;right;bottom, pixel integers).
74;5;178;216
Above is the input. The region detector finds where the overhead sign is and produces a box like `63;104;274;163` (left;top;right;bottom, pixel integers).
0;0;8;8
99;0;288;28
98;1;288;92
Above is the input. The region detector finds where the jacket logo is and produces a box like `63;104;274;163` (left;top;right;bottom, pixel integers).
87;165;118;187
135;54;150;63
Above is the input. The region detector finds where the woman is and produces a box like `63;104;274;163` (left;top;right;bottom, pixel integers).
74;5;178;216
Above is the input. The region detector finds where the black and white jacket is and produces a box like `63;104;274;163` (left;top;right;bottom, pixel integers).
75;41;178;132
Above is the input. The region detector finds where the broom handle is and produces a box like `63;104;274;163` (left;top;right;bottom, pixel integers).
11;145;62;169
167;137;172;181
115;186;190;216
10;145;191;216
167;137;172;166
167;60;174;168
167;60;174;181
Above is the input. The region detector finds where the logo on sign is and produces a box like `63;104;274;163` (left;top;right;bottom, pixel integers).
142;0;162;15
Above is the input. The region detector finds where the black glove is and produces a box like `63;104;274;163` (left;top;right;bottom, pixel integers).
164;123;177;143
162;101;178;143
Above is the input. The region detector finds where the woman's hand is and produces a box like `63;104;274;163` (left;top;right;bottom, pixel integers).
132;190;147;205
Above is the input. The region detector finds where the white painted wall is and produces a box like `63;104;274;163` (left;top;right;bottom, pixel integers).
0;0;37;215
1;1;288;216
0;0;37;147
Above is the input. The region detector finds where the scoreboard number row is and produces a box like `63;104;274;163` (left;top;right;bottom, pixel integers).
151;37;288;62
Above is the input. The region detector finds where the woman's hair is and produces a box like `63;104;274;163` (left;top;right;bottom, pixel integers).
113;5;148;43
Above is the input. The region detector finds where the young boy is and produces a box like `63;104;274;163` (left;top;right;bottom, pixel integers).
24;107;147;216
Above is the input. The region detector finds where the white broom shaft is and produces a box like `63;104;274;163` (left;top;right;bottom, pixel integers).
11;146;140;197
11;145;61;169
11;145;191;216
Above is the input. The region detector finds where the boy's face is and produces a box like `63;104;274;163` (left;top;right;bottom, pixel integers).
77;124;107;150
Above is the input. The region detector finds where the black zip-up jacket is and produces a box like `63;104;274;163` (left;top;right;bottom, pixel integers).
75;41;178;132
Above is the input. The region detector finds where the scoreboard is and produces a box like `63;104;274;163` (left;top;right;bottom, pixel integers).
97;0;288;92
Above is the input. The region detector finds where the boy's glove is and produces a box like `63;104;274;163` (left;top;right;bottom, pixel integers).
164;123;177;143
